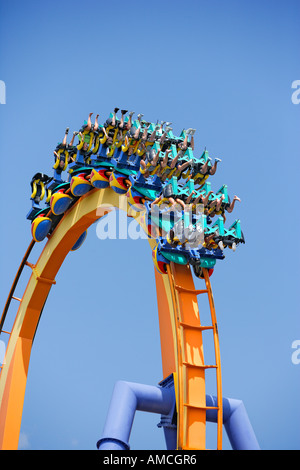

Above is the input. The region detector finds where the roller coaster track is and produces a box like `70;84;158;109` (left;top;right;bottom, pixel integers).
0;186;223;450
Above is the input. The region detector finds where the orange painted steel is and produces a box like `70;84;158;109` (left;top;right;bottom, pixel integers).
203;268;223;449
0;239;35;333
0;188;114;450
0;187;223;450
155;262;223;450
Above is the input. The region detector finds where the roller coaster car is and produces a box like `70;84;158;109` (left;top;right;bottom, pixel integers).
138;210;161;239
155;237;223;273
71;230;87;251
29;173;52;206
77;128;95;154
129;170;162;192
26;113;246;273
111;150;141;172
121;128;141;155
31;215;52;242
26;173;53;220
175;178;198;203
152;244;170;274
70;172;92;197
73;148;92;166
161;177;178;199
126;186;158;213
192;262;214;279
166;219;204;248
90;167;111;189
203;216;244;252
91;129;105;155
220;220;245;251
109;170;132;195
209;184;229;204
50;189;73;216
142;201;176;237
190;150;213;184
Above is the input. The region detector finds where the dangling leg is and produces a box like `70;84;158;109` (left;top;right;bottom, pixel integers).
160;149;170;171
202;190;214;206
188;129;196;150
112;108;119;127
69;131;78;146
86;113;93;131
170;151;179;169
127;111;134;129
193;193;204;205
160;121;166;132
131;126;140;140
209;158;221;175
226;195;241;213
120;110;127;129
153;149;161;166
62;127;69;147
185;190;196;204
159;131;167;144
177;159;193;172
94;114;99;132
208;197;218;211
137;139;146;155
149;128;157;142
215;194;225;211
199;160;209;175
140;159;146;171
141;126;148;141
181;131;189;151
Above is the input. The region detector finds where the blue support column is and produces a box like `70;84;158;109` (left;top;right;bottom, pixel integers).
97;381;260;451
97;381;175;450
206;395;260;450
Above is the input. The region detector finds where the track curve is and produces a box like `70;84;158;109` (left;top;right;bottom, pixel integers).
0;186;222;450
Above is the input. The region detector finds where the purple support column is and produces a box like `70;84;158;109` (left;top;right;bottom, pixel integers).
97;381;175;450
97;381;260;451
206;395;260;450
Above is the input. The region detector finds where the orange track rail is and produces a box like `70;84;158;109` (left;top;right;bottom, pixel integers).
0;188;222;449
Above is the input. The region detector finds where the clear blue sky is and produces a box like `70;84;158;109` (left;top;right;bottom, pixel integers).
0;0;299;450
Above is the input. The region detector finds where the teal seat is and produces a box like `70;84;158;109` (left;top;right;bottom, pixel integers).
224;219;242;240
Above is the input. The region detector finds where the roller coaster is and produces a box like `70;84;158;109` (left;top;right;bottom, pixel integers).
0;109;259;450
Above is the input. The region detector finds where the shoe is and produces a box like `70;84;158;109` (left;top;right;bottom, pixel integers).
114;107;119;113
215;158;222;163
121;109;128;114
218;241;224;250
